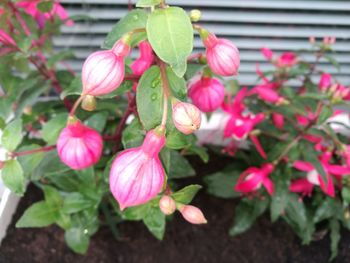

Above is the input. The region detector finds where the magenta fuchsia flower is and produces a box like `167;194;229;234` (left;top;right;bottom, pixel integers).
261;47;274;60
0;30;16;47
203;33;240;76
178;205;207;224
235;163;274;196
272;113;284;130
276;52;297;68
318;73;332;92
57;120;103;170
188;75;225;112
82;39;130;96
248;86;288;105
172;101;201;135
293;154;350;197
109;129;166;210
131;41;154;76
290;178;314;197
159;195;176;215
17;0;73;28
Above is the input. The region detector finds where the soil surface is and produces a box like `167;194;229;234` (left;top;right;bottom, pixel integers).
1;155;350;263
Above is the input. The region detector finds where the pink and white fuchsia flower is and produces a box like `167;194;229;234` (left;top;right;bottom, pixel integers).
172;101;202;135
57;119;103;170
109;129;166;210
202;33;240;76
235;163;275;196
188;75;225;112
81;38;130;96
131;41;154;76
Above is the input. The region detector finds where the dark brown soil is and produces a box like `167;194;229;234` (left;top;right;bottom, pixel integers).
1;155;350;263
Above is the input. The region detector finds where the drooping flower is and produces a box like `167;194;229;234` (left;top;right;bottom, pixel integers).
188;75;225;112
0;30;16;47
82;38;130;96
248;86;288;105
159;195;176;215
57;119;103;170
131;41;154;76
109;129;166;210
172;101;201;135
178;205;207;224
202;32;240;76
261;47;273;60
289;178;314;197
235;163;274;195
272;113;284;130
318;73;332;92
276;52;297;67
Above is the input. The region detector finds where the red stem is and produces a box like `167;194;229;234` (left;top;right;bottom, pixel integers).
11;145;55;157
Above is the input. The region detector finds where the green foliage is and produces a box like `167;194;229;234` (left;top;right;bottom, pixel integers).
203;169;240;199
1;118;23;151
1;159;25;195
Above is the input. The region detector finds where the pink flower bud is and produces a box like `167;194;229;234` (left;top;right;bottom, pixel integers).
276;52;297;67
159;195;176;215
131;41;154;76
0;30;16;46
203;33;240;76
272;113;284;130
82;40;130;96
261;47;273;60
57;120;103;170
318;73;332;92
249;86;287;105
172;101;201;135
179;205;207;224
109;129;166;210
188;75;225;112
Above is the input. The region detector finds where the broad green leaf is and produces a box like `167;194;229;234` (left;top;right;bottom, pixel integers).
1;159;25;195
42;185;63;207
136;0;161;7
313;198;341;223
2;118;23;151
122;118;145;148
284;194;307;231
16;201;59;227
0;97;12;120
136;66;163;130
229;198;269;236
41;113;68;144
61;75;81;99
160;149;195;179
47;50;75;68
143;206;166;240
56;212;72;230
171;184;202;204
17;144;45;177
102;9;148;49
62;193;94;214
147;7;193;77
123;203;150;221
342;187;350;203
165;130;195;150
85;111;109;133
32;151;70;180
329;219;341;261
303;144;327;186
270;169;290;222
203;171;240;199
186;145;209;163
65;228;90;254
317;105;333;125
166;66;187;100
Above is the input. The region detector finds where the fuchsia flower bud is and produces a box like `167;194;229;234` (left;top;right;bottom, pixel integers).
131;41;154;76
0;30;16;46
82;38;130;96
159;195;176;215
261;47;273;60
235;163;274;195
57;119;103;170
249;86;288;105
202;33;240;76
272;113;284;130
172;101;201;135
318;73;332;92
188;75;225;112
178;205;207;224
276;52;297;67
109;129;166;210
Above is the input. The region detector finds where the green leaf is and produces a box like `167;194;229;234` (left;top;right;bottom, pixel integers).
42;185;63;207
147;7;193;77
17;144;45;177
270;173;290;222
165;130;195;150
342;187;350;203
47;50;75;68
313;198;341;223
65;228;90;254
304;144;327;186
166;66;187;100
61;76;81;99
317;105;333;125
136;0;161;7
102;9;148;49
186;145;209;163
160;149;195;179
62;193;94;214
229;198;269;236
203;170;240;199
2;118;23;151
329;219;340;261
143;206;166;240
123;203;150;221
85;111;109;133
16;201;59;227
1;159;25;195
37;1;53;12
284;194;307;231
171;184;202;204
32;151;70;180
42;113;68;144
136;66;163;130
122;118;145;148
324;54;340;71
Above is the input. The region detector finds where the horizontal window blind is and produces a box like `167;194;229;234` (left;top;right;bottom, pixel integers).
58;0;350;85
